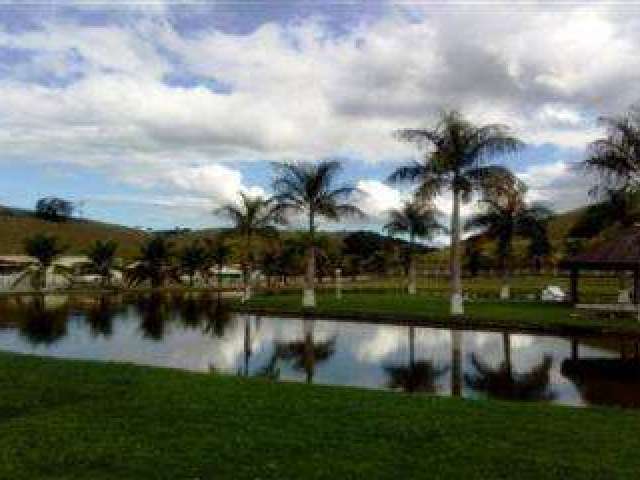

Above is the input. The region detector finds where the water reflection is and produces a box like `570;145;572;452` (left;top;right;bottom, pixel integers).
2;293;640;408
273;320;336;384
84;296;121;338
384;326;448;393
464;333;554;401
17;295;69;346
135;294;171;341
202;300;233;338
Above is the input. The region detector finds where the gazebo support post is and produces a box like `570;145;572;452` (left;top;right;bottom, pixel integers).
570;268;579;305
634;268;640;305
571;339;579;361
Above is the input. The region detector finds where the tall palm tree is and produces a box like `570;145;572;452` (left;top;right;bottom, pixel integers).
465;180;552;299
216;192;278;301
16;233;67;290
584;107;640;229
126;236;176;288
389;110;523;314
385;199;445;295
86;239;118;288
271;160;364;308
584;107;640;196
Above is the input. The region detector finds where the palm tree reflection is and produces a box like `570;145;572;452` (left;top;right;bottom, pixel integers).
385;326;448;393
17;295;69;346
465;333;553;401
85;295;121;338
451;329;462;397
273;319;336;384
173;293;202;329
202;298;233;338
135;293;171;341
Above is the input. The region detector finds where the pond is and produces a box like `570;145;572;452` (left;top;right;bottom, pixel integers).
1;292;640;408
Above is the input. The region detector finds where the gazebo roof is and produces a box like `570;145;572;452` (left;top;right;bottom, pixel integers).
562;228;640;270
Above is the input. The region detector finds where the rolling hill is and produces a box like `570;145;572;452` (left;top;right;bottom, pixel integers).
0;203;596;265
0;207;149;259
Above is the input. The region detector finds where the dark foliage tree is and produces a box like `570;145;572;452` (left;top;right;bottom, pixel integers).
179;241;208;287
86;239;119;287
126;236;176;288
17;233;67;290
35;197;74;222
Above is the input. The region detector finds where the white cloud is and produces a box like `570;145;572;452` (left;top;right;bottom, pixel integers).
355;179;404;218
518;160;593;212
0;3;637;226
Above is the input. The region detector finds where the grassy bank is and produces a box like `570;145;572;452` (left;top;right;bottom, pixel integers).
1;352;640;479
239;291;640;336
285;274;624;303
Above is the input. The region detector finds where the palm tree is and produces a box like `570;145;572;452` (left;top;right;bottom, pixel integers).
179;241;208;287
205;237;232;290
17;233;67;290
126;236;176;288
385;199;445;295
271;160;364;308
584;107;640;196
86;239;118;288
389;110;523;314
465;180;552;299
528;226;552;274
216;192;278;301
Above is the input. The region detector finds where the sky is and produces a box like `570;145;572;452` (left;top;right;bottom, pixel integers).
0;0;638;234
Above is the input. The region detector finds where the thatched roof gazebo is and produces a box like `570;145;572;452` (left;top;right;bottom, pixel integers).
561;228;640;305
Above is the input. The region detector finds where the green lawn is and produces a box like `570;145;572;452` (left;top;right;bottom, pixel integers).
295;274;624;303
239;291;640;335
1;352;640;479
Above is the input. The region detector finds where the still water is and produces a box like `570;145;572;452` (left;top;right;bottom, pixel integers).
1;293;640;408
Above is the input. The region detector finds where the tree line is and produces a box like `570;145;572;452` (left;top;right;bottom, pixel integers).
15;106;640;314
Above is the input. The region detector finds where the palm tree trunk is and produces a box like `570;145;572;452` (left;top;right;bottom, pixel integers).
408;254;417;295
450;187;464;314
335;268;342;299
303;212;316;308
408;235;417;295
243;234;252;302
500;255;510;300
